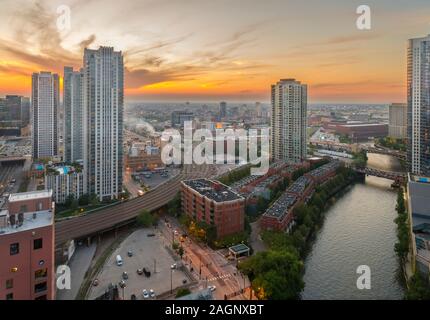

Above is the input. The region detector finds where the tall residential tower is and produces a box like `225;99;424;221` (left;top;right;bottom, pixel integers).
63;67;84;162
408;35;430;176
83;47;124;201
31;72;59;159
271;79;307;163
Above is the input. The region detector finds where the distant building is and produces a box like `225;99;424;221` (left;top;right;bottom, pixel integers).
408;34;430;176
407;174;430;276
219;102;227;120
389;103;407;139
0;190;55;300
171;111;194;128
271;79;307;163
63;67;84;162
324;121;388;141
31;72;59;159
0;95;30;132
125;143;162;171
45;164;84;204
181;179;245;239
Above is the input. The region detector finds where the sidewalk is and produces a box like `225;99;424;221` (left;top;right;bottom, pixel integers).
56;243;97;300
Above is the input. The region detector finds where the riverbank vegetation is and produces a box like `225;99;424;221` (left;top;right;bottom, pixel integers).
395;189;430;300
394;189;409;262
377;137;407;152
238;166;359;299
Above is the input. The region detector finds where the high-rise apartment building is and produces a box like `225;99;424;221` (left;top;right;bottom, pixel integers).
0;190;55;300
389;103;407;139
271;79;307;163
83;47;124;201
31;72;59;159
64;67;84;162
408;35;430;176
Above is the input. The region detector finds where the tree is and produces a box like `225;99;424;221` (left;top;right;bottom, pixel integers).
78;194;90;206
175;288;191;298
64;194;75;208
406;272;430;300
136;210;155;227
238;250;304;300
178;246;184;259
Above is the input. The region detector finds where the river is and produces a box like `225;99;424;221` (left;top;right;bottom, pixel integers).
301;154;405;300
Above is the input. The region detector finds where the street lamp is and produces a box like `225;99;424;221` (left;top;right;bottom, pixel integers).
119;281;126;300
170;268;174;294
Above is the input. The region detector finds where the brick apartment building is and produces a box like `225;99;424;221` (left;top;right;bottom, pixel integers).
0;190;55;300
181;179;245;239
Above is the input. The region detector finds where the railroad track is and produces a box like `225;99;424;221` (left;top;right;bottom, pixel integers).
55;164;217;245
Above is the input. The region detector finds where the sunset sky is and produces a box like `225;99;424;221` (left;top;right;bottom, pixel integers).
1;0;430;103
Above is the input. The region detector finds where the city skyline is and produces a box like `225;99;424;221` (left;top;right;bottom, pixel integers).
1;0;430;103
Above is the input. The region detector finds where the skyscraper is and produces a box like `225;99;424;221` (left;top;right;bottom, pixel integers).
31;72;59;159
83;47;124;201
389;103;407;139
63;67;84;162
408;35;430;176
271;79;307;163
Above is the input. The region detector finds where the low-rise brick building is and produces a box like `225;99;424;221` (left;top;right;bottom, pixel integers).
181;179;245;239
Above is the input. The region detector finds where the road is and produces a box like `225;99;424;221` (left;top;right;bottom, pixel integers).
159;217;250;300
55;164;217;246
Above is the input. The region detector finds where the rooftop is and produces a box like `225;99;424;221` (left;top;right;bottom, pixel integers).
8;190;52;202
183;179;244;203
0;209;53;235
264;192;298;219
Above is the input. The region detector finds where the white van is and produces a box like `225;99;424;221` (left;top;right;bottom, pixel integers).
116;255;123;266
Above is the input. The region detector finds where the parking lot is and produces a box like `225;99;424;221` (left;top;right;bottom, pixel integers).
87;228;189;300
139;168;180;189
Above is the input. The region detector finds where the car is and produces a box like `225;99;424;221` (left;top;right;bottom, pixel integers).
171;263;177;269
142;289;149;299
122;272;128;280
137;268;143;275
10;179;16;184
147;233;155;237
92;279;99;286
127;250;133;257
143;267;151;277
182;279;187;284
149;289;155;298
208;285;216;292
119;280;126;288
130;294;137;300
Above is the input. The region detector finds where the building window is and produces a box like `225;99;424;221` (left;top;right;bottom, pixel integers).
10;243;19;255
34;282;47;293
35;268;47;279
6;279;13;289
35;294;47;300
34;238;43;250
6;293;13;300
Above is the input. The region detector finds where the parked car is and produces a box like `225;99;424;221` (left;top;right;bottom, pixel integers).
137;268;143;275
143;267;151;277
208;285;216;292
182;279;187;284
127;250;133;257
130;294;137;300
149;289;155;298
122;272;128;280
171;263;177;269
142;289;149;299
116;255;123;266
147;233;156;237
